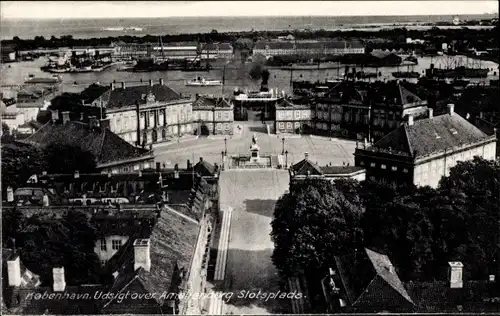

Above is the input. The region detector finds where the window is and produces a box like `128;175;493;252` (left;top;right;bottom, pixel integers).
403;168;409;173
360;161;365;166
381;164;387;169
278;122;285;129
112;240;122;250
100;239;107;251
101;260;107;266
370;162;376;168
391;166;398;171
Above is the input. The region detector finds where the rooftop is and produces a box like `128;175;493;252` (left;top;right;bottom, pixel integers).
334;248;413;308
102;209;200;312
99;83;185;109
290;155;364;177
192;95;232;109
361;112;495;159
23;121;152;166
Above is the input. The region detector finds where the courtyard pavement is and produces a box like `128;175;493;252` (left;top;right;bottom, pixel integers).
154;122;357;168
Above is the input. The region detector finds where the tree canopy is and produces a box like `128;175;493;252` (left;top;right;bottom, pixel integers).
18;209;101;285
272;157;500;283
271;178;364;278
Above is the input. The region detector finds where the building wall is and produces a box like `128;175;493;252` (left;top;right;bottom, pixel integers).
414;141;497;188
275;108;311;133
100;158;154;174
106;100;193;145
192;107;234;135
94;235;129;264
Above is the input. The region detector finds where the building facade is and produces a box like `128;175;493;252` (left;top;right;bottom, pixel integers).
253;40;365;57
200;42;234;60
275;98;312;133
289;81;429;140
192;95;234;135
89;79;194;146
354;105;497;188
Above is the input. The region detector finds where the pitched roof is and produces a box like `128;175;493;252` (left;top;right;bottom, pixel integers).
370;49;398;59
366;113;494;159
103;209;200;311
335;248;413;307
290;157;323;176
191;158;217;177
103;84;183;108
23;121;151;165
254;41;295;50
192;96;232;108
319;166;365;175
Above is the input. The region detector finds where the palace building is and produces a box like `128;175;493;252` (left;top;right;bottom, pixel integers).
86;79;194;146
354;105;497;188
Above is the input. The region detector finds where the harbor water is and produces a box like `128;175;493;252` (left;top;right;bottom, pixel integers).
1;55;498;98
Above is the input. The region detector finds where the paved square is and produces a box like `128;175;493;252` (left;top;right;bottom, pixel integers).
154;122;356;168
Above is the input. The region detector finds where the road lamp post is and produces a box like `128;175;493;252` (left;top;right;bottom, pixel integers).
285;150;288;168
221;151;225;170
282;137;285;155
224;137;227;156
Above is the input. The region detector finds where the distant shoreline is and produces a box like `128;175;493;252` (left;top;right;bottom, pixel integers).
2;13;498;21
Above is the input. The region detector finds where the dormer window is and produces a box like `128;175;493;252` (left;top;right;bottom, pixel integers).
450;128;458;135
434;132;441;139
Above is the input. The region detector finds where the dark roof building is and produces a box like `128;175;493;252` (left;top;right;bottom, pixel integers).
354;105;497;187
22;120;154;173
331;248;414;312
329;250;500;313
289;152;365;185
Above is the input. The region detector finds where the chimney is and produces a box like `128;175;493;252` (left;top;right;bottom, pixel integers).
448;261;464;288
187;159;191;169
50;109;59;123
7;256;21;287
428;108;434;119
159;78;164;86
88;116;97;129
42;194;49;207
7;186;14;202
111;82;115;91
200;157;203;163
149;79;153;87
174;163;179;179
156;162;161;172
448;103;455;115
74;170;80;179
304;152;309;160
408;114;414;126
121;82;125;89
61;111;70;124
100;118;110;130
53;267;66;292
133;239;151;272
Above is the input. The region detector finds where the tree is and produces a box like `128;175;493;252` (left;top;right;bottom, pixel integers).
18;209;101;285
43;144;97;174
271;178;363;278
1;142;47;194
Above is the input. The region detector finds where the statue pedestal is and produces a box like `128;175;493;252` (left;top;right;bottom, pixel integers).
250;143;260;163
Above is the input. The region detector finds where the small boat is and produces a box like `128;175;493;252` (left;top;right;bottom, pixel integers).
185;77;222;86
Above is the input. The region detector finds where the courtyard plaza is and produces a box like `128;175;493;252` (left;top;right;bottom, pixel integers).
153;122;357;168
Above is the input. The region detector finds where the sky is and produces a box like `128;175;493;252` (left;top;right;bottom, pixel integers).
1;1;498;19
